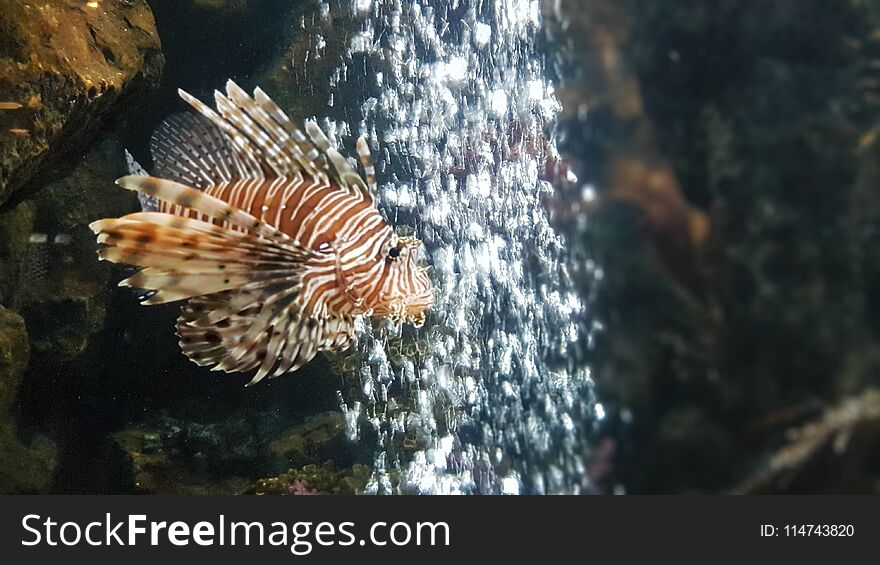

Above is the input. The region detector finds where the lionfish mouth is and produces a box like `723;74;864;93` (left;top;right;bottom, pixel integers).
390;237;434;325
372;273;434;327
404;285;434;327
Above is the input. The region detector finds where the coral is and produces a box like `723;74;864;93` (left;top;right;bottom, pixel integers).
0;0;163;209
113;415;268;495
267;411;350;469
737;390;880;494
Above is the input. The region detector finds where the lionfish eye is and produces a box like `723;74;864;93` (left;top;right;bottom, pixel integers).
388;246;401;259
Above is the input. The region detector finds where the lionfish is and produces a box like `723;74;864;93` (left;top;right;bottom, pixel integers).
90;80;433;385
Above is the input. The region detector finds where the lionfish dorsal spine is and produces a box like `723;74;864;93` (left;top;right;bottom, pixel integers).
176;88;266;179
356;137;381;202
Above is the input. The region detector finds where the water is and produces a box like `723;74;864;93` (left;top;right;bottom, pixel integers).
0;0;601;496
4;0;878;497
307;0;598;494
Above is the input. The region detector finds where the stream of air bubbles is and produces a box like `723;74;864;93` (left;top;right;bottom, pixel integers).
307;0;598;494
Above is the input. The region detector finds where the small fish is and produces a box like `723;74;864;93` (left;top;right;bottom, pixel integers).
0;102;23;110
8;128;30;137
91;80;434;385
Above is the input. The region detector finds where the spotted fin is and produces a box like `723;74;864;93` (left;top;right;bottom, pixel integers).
112;175;299;245
91;177;310;299
91;210;332;382
175;290;293;376
91;214;306;305
176;293;356;385
177;295;250;368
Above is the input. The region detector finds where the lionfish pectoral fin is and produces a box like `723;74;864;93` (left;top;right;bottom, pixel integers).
91;207;308;306
176;284;308;382
91;177;311;305
173;263;356;385
176;291;355;385
316;314;357;352
244;310;356;385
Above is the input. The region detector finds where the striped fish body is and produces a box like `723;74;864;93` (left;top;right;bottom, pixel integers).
91;81;433;384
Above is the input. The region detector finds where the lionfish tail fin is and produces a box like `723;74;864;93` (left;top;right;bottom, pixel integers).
124;149;158;212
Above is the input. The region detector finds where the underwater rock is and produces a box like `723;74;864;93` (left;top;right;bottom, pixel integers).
853;121;880;336
0;201;34;307
0;0;163;209
0;306;28;412
113;415;266;495
0;423;56;494
547;0;710;292
0;305;56;493
0;137;135;493
112;410;355;495
247;462;372;496
16;136;137;365
189;0;258;14
266;411;349;471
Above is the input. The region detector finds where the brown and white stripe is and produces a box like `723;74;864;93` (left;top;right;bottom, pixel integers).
90;80;433;384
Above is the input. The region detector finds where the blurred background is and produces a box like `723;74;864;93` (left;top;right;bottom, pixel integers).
548;0;880;494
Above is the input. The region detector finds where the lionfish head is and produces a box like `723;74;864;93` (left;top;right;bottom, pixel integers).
376;234;434;327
